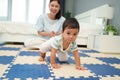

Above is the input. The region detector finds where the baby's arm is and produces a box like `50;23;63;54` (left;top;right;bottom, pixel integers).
50;48;61;69
73;50;86;70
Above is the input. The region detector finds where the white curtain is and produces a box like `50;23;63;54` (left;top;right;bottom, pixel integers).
11;0;49;24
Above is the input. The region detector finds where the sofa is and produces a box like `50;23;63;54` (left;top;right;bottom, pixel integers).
0;21;102;48
0;21;39;44
76;22;102;46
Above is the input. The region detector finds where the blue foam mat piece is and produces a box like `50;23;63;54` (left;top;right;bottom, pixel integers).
5;64;51;79
84;64;120;76
0;56;14;64
0;44;120;80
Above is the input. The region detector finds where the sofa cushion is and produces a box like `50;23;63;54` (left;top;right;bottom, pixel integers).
0;21;37;35
78;22;103;37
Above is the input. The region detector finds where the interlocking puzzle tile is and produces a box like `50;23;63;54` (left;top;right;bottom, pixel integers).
85;53;120;58
0;51;19;56
2;77;54;80
100;75;120;80
0;47;20;51
68;51;90;57
55;76;100;80
0;64;9;78
0;56;14;64
13;56;46;65
5;64;51;80
47;56;75;64
79;53;90;57
0;44;4;47
51;64;95;79
110;64;120;69
80;50;99;53
84;64;120;76
20;47;39;52
0;43;120;80
80;57;106;65
19;51;39;56
97;58;120;64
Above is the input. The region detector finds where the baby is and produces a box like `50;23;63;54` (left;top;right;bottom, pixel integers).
39;18;86;70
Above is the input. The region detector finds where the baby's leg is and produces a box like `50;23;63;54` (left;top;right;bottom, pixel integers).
38;39;51;62
57;52;68;62
39;52;46;61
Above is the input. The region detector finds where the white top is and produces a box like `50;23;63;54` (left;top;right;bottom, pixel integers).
34;14;65;39
50;35;78;53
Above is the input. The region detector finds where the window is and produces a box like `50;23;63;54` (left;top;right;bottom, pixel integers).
0;0;49;24
12;0;26;22
28;0;44;23
0;0;8;20
11;0;50;24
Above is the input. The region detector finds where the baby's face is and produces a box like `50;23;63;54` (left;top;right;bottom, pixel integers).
62;28;79;43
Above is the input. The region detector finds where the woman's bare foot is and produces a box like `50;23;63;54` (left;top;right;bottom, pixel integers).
39;56;45;61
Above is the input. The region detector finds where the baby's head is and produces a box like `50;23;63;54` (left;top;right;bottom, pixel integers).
62;18;79;32
62;18;80;43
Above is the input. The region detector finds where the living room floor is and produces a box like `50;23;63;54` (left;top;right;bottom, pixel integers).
0;43;120;80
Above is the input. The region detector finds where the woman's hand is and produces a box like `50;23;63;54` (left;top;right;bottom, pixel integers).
50;31;60;37
49;31;56;37
38;31;57;37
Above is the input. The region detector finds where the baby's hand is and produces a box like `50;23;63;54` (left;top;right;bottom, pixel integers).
76;66;87;70
51;63;61;69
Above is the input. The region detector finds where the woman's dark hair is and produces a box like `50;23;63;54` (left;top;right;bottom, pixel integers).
62;18;80;32
50;0;62;19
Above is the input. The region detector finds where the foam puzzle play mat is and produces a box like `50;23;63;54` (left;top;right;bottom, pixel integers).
0;43;120;80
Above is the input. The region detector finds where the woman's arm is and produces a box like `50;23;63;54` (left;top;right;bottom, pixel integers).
50;47;61;69
38;31;60;37
38;31;55;37
73;50;86;70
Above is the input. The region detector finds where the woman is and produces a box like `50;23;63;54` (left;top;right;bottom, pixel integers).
24;0;65;48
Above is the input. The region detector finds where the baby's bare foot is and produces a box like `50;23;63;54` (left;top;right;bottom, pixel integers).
39;56;44;61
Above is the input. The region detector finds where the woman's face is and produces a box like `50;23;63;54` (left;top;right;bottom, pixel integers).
49;1;60;16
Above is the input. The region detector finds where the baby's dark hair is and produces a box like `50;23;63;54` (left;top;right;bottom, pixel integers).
62;18;80;32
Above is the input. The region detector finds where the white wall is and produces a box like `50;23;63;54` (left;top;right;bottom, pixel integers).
65;0;74;17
